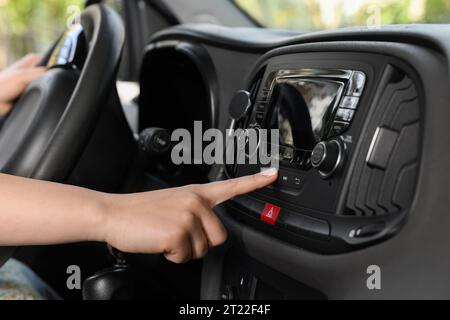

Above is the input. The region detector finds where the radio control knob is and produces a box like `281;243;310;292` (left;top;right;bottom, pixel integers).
311;140;344;178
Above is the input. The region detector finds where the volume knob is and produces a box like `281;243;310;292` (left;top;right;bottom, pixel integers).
311;140;344;178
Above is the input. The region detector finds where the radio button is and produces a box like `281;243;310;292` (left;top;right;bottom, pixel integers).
261;90;270;100
335;108;355;122
340;96;359;110
291;175;305;189
255;112;265;124
346;71;366;97
255;102;267;112
277;171;306;190
279;174;290;185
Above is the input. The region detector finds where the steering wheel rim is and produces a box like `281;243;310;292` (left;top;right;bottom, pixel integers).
0;3;124;181
0;3;124;266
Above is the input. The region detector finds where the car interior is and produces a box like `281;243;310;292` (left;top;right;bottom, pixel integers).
1;0;450;300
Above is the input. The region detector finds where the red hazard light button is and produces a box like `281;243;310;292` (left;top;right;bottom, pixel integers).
260;203;281;225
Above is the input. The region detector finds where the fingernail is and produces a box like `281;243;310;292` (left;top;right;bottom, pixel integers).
260;168;278;177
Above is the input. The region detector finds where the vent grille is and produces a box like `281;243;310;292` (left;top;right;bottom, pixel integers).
345;67;420;217
226;68;266;177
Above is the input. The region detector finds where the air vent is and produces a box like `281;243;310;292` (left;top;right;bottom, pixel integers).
249;68;266;102
344;66;420;217
225;67;266;178
247;67;267;119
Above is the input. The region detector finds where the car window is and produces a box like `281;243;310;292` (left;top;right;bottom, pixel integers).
0;0;84;69
234;0;450;31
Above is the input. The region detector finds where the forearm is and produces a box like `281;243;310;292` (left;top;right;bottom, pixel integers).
0;169;276;262
0;173;106;246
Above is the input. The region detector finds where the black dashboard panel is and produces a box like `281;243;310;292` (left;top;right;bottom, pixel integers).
147;24;450;299
227;51;421;254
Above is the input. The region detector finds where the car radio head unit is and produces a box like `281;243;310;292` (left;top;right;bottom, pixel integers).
249;68;366;173
228;54;421;254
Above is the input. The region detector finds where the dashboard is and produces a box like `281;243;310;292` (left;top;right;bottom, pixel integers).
229;51;420;255
139;24;450;299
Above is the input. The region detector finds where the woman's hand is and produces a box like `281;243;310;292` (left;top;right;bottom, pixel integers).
0;54;47;116
0;168;277;264
100;169;278;263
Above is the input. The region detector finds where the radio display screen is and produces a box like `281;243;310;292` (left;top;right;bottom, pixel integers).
267;79;344;151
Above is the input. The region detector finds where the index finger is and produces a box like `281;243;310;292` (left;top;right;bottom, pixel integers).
10;54;43;69
19;67;47;83
197;168;278;206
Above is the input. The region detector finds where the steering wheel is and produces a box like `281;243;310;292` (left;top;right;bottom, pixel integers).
0;3;123;180
0;4;124;265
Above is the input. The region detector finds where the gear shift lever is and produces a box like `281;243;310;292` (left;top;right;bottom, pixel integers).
83;129;173;299
82;246;136;300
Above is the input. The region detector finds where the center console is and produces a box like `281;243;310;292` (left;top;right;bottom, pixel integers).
227;51;421;254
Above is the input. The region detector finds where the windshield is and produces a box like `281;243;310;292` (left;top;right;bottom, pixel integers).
235;0;450;31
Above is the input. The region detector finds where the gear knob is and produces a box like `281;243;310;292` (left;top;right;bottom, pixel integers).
82;265;136;300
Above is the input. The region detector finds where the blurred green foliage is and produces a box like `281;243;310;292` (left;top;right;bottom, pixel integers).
236;0;450;30
0;0;83;68
1;0;449;68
